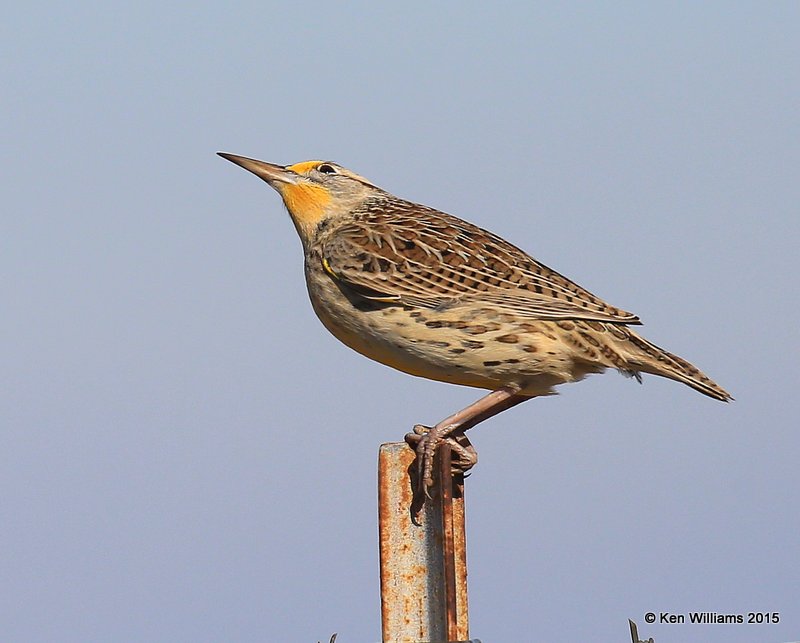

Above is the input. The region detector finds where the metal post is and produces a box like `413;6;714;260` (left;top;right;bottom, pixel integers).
378;442;471;643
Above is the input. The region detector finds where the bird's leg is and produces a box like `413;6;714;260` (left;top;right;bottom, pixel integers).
404;385;530;496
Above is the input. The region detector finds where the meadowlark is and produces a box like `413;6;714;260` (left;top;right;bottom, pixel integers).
218;153;732;492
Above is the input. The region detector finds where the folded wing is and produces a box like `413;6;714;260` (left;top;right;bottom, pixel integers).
320;201;641;325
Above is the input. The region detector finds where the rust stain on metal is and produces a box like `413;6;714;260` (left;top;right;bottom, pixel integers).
378;441;470;642
438;443;459;641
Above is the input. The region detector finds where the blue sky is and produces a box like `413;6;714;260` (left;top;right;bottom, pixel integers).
3;3;799;642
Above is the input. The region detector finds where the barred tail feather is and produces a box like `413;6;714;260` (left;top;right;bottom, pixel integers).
624;332;733;402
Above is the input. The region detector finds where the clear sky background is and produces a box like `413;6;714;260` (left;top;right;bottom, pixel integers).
3;3;798;642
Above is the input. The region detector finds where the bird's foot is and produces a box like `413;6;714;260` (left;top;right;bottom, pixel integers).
405;424;477;497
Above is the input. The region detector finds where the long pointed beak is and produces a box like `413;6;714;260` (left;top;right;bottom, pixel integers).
217;152;298;187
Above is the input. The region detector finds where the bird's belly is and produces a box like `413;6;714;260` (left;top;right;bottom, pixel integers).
305;275;586;395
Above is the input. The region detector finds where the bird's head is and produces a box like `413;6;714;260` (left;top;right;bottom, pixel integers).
218;153;383;245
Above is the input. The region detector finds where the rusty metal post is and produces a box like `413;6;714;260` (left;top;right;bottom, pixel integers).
378;442;470;643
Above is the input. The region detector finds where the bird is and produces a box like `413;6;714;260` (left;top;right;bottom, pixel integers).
218;152;732;493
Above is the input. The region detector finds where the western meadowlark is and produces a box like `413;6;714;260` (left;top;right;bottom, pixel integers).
218;153;732;492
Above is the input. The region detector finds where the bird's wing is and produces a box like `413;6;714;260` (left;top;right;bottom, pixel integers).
320;201;641;325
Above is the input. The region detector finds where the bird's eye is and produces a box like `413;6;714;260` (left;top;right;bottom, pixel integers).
317;163;337;174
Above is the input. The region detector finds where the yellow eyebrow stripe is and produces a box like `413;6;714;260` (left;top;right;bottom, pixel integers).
287;160;324;175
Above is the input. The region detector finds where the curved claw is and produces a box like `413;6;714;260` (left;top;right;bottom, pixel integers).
447;435;478;474
416;433;435;499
